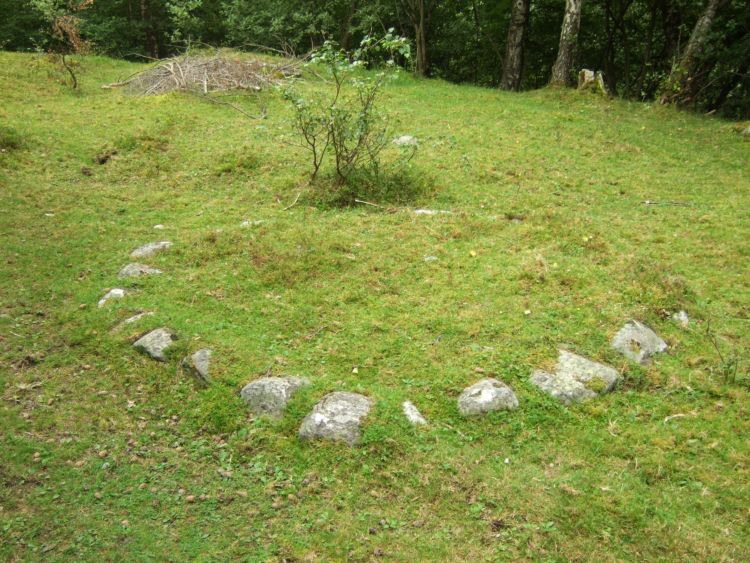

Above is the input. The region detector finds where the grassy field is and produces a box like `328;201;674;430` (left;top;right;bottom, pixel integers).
1;51;749;561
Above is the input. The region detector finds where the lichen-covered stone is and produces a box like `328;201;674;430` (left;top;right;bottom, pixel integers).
530;350;620;405
393;135;417;146
130;241;172;259
118;263;162;278
240;376;310;418
672;310;689;328
402;401;427;426
578;69;608;95
612;320;667;364
98;288;126;308
182;348;212;387
299;392;371;446
133;328;176;361
457;379;519;416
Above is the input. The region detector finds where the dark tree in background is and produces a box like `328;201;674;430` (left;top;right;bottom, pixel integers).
500;0;530;90
1;0;748;118
399;0;433;76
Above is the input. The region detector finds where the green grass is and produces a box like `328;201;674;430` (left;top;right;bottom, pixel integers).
1;51;749;561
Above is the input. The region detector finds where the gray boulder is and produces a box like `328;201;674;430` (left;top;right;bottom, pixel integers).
530;350;620;405
457;379;519;416
402;401;427;426
118;263;162;278
130;241;172;259
182;348;212;387
133;328;176;361
299;392;372;446
612;320;667;364
240;376;310;418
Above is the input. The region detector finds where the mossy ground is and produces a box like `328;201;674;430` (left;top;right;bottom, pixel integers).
1;52;749;561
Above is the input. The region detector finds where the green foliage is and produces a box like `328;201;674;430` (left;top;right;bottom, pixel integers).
2;0;748;116
283;32;416;202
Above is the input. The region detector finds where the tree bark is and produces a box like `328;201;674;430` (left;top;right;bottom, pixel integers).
550;0;583;86
500;0;530;91
339;0;359;51
401;0;431;77
141;0;158;58
659;0;725;105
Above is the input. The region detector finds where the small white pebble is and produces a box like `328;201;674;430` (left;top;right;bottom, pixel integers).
153;224;165;230
504;458;510;464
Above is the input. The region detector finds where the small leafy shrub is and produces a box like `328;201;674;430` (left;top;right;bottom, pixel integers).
284;31;420;205
30;0;92;89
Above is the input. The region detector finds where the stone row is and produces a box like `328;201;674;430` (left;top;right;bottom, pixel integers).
128;318;674;446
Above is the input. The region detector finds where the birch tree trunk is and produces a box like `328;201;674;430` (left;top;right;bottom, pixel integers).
500;0;530;91
550;0;582;86
659;0;725;105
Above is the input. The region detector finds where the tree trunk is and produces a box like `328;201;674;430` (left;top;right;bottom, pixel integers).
401;0;431;77
141;0;158;58
339;0;359;51
550;0;583;86
500;0;530;91
659;0;725;105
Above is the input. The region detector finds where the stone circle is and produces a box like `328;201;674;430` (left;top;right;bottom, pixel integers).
457;379;519;416
240;376;310;418
299;392;372;446
611;320;667;364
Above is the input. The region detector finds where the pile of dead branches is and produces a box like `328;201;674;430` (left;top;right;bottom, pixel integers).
103;54;301;95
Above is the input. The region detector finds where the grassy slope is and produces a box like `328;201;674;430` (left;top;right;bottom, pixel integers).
1;52;749;561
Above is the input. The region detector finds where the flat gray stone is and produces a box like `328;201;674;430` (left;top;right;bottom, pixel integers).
133;327;176;361
130;241;172;259
458;379;519;416
299;392;372;446
530;350;620;405
393;135;417;146
240;376;310;418
413;208;451;216
118;263;162;278
182;348;212;387
98;288;126;308
123;311;154;325
612;320;667;364
402;401;427;426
